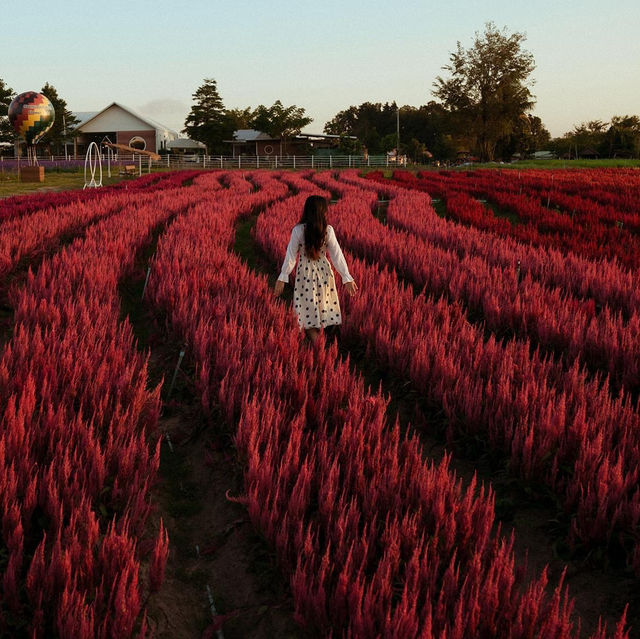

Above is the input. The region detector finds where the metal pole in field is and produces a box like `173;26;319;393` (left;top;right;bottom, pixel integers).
168;347;186;398
141;266;152;299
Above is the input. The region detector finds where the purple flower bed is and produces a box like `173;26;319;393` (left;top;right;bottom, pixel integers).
0;158;85;172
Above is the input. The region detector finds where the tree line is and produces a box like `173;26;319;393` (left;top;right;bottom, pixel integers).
183;22;640;162
550;117;640;160
182;78;312;154
2;22;639;161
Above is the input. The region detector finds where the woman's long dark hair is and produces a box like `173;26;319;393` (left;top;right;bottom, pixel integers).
299;195;328;260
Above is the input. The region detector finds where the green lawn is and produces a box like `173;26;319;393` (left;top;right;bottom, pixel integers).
0;168;126;199
467;158;640;170
361;158;640;176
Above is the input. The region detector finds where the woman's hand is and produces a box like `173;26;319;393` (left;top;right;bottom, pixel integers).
274;280;285;296
344;281;358;296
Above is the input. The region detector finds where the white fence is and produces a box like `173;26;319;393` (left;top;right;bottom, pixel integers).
109;154;406;170
1;153;408;173
164;154;408;170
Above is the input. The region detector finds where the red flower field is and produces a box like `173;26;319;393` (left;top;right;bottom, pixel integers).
0;167;636;637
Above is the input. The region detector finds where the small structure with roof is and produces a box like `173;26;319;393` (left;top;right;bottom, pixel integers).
73;102;185;156
226;130;357;157
166;138;207;154
227;129;279;156
579;147;600;159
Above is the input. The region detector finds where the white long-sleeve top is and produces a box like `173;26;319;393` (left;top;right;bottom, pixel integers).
278;224;354;283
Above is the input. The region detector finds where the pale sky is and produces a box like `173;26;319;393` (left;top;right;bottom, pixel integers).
3;0;639;138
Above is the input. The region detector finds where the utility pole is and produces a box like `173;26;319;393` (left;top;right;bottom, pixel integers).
396;107;400;163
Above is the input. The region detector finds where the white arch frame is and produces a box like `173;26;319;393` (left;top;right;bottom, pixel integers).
83;141;103;189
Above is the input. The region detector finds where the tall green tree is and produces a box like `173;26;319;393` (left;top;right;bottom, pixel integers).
603;115;640;158
39;82;79;155
226;106;255;131
550;120;606;159
250;100;312;155
433;22;536;161
324;102;397;154
499;114;551;159
573;120;607;156
183;78;234;153
324;101;454;159
0;78;16;144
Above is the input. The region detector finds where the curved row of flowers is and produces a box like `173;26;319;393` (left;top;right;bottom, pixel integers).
0;175;204;636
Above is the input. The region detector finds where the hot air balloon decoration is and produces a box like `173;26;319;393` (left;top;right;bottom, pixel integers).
8;91;55;166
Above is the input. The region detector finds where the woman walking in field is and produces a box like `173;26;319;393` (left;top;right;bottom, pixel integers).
274;195;358;343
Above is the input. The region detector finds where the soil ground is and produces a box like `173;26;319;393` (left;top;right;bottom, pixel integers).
119;234;308;639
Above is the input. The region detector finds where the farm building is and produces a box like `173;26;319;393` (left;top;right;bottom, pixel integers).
226;129;356;157
73;103;182;156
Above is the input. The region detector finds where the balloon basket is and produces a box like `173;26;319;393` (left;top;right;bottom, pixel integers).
20;166;45;182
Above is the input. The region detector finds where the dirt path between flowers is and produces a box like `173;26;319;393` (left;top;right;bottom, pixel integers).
119;209;305;639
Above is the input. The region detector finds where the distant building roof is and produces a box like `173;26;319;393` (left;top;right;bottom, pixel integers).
232;129;275;142
531;151;556;160
166;138;206;150
296;132;357;140
74;102;179;136
227;130;357;144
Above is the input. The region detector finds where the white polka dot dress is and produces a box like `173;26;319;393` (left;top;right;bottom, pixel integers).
278;224;354;331
294;247;341;329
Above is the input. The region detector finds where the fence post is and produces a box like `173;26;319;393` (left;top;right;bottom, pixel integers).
203;155;206;169
311;155;314;169
330;155;333;168
275;156;278;169
368;156;370;167
220;156;223;168
167;155;170;168
293;155;296;169
386;155;389;168
349;155;351;168
257;155;260;169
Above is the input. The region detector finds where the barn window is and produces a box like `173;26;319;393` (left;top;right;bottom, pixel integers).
129;136;146;150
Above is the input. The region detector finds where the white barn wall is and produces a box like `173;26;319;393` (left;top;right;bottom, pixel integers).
76;103;179;153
